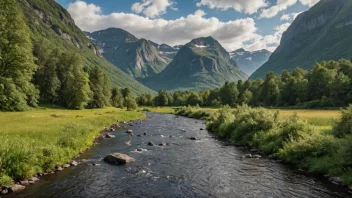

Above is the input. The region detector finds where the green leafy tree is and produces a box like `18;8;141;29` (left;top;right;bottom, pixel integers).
219;82;239;107
111;88;124;108
57;53;92;109
125;96;138;111
261;72;280;106
240;89;253;105
33;39;61;103
87;66;111;108
0;0;39;111
187;92;203;106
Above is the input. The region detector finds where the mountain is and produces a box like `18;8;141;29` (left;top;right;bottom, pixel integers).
230;48;271;76
149;41;179;63
87;28;168;79
18;0;154;95
250;0;352;79
144;36;248;91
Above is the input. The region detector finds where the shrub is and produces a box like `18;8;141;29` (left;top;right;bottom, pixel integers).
0;174;13;186
332;105;352;138
279;132;337;167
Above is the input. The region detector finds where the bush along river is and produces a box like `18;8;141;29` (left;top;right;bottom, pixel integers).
5;112;352;198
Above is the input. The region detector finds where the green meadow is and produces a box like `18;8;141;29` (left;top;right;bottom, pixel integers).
0;106;145;185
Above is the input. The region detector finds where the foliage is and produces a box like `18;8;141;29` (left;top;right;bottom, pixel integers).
87;66;111;108
125;96;138;111
111;88;124;108
332;105;352;138
144;59;352;109
0;0;39;111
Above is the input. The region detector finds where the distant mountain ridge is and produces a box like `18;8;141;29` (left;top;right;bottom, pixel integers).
144;36;248;91
87;28;168;79
230;48;271;76
250;0;352;79
149;41;179;63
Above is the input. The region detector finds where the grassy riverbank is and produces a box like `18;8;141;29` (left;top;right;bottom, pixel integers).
142;106;340;131
183;105;352;186
0;106;145;186
145;106;352;187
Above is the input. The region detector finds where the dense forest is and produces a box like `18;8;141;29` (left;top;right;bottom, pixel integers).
139;59;352;109
1;0;352;113
0;0;137;111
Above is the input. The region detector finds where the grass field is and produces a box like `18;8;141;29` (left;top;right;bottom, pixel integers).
141;107;341;131
0;106;145;185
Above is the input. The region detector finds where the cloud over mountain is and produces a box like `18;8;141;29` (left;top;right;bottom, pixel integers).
67;1;289;52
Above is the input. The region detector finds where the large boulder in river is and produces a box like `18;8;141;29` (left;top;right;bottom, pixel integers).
104;153;134;165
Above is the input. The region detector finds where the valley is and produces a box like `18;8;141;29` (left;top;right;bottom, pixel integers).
1;0;352;197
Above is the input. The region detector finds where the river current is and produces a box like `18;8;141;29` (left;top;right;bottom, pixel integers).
8;112;351;198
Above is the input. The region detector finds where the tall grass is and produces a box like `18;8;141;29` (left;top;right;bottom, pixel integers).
0;107;145;186
175;104;352;186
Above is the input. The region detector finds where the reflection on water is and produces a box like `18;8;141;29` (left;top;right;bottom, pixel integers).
8;112;351;198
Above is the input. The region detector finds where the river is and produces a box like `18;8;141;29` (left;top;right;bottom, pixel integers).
8;112;351;198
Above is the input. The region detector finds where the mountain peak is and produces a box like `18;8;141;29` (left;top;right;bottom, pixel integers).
190;36;218;46
144;37;247;91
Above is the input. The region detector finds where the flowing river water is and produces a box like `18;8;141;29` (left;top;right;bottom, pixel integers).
8;112;352;198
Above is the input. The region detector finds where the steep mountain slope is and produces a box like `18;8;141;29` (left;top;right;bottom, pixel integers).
230;48;271;76
250;0;352;79
88;28;168;79
144;37;248;91
17;0;154;95
149;41;179;63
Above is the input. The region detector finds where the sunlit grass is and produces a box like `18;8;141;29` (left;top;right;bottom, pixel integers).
0;106;145;185
142;106;341;131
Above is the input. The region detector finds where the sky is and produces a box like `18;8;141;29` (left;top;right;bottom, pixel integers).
56;0;320;52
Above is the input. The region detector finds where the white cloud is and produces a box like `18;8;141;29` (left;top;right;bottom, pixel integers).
260;0;297;18
67;1;272;51
300;0;320;7
245;23;290;52
131;0;176;18
280;12;302;21
196;0;268;15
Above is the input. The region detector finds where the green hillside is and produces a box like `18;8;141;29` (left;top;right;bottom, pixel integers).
18;0;155;95
250;0;352;79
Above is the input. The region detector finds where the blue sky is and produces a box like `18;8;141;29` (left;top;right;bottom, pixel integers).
56;0;319;51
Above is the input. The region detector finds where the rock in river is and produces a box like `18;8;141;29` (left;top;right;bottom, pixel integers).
70;160;78;166
126;129;133;134
8;184;25;193
148;141;155;146
189;137;197;140
105;133;116;138
104;153;135;165
243;154;252;158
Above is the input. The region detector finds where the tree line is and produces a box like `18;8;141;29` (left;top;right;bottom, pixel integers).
139;59;352;108
0;0;137;111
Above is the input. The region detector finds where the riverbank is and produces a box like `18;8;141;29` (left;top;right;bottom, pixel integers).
0;106;146;189
142;106;340;131
145;105;352;191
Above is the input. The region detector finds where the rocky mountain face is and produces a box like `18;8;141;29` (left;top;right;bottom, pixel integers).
144;36;248;91
250;0;352;79
149;41;179;63
18;0;154;94
230;49;271;76
87;28;168;79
